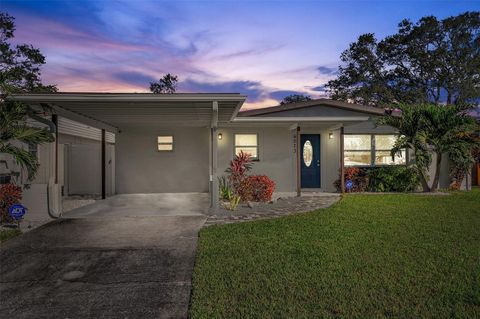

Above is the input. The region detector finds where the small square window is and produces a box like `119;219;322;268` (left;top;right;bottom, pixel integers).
234;134;258;160
158;135;173;151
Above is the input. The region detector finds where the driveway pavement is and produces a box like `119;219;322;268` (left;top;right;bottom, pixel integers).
0;193;208;318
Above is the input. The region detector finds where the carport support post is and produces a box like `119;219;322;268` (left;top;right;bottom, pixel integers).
101;129;106;200
52;114;59;184
340;126;345;194
210;101;219;211
296;126;301;197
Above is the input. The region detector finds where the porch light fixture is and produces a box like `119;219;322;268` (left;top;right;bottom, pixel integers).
218;133;223;140
329;132;334;139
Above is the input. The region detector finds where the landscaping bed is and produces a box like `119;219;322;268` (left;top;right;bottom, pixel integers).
0;227;21;243
190;189;480;318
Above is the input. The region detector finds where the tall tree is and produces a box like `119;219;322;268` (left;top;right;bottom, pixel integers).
280;94;312;105
0;12;56;182
326;12;480;107
0;12;57;94
149;73;178;94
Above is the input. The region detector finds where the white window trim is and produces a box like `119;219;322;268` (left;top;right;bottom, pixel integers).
234;133;259;160
343;134;407;167
157;135;174;152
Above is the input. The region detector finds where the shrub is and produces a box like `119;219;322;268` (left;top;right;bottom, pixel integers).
222;194;241;211
334;166;420;192
367;166;419;192
238;175;276;202
218;176;233;200
226;151;252;192
0;184;23;223
334;167;368;192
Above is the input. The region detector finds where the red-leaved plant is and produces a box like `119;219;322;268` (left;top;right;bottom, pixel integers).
0;184;23;223
238;175;276;202
226;151;253;192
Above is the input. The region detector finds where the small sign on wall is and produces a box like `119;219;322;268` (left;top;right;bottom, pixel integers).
9;204;27;221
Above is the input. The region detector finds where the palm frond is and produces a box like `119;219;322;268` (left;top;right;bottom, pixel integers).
12;125;54;144
0;143;39;181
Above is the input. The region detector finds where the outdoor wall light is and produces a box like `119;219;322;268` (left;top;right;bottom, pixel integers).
218;133;223;140
329;132;334;139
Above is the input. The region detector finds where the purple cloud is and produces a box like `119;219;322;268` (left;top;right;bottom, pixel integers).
317;66;338;75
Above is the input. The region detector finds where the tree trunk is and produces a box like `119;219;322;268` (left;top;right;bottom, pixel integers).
430;152;443;192
419;170;431;192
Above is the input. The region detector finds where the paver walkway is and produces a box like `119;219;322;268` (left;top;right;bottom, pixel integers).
205;194;340;226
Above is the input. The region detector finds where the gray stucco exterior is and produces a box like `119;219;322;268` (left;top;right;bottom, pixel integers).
6;94;467;218
115;125;210;194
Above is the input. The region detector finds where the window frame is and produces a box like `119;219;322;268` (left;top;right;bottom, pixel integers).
373;134;407;166
234;133;259;161
343;133;407;167
157;135;174;152
28;142;39;161
343;134;373;167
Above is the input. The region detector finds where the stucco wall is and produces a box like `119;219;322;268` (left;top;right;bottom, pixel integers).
217;127;297;192
115;125;209;193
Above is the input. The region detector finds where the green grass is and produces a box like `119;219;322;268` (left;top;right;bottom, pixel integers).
0;227;21;243
190;190;480;318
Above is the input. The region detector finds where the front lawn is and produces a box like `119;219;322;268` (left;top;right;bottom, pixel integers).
190;190;480;318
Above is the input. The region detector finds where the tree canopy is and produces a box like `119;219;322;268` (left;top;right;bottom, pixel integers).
0;12;57;94
149;73;178;94
0;12;56;182
326;11;480;108
280;94;312;105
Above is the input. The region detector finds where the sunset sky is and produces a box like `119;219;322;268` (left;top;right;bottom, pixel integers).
3;0;478;109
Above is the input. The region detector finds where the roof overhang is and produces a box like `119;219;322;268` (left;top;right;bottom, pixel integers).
9;93;247;132
238;98;399;117
229;116;370;129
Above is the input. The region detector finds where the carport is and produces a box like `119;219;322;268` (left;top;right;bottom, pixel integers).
10;93;246;211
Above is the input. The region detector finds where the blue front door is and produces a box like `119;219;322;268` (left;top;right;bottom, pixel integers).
301;134;320;188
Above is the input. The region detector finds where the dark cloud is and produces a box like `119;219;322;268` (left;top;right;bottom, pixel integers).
269;90;310;101
317;66;337;75
114;71;156;87
311;85;327;92
180;79;266;102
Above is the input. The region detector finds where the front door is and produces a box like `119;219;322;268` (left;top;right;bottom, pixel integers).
300;134;320;188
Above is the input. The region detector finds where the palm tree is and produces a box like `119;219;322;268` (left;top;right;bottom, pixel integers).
421;105;478;191
0;100;54;182
377;105;431;192
378;104;479;192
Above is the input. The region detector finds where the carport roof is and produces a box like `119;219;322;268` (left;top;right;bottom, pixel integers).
10;93;247;132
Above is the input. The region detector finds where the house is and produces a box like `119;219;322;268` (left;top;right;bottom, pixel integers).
4;93;467;215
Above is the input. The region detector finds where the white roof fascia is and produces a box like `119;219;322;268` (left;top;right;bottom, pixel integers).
9;93;247;103
232;116;370;122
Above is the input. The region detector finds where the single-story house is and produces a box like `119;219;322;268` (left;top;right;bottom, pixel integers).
2;93;469;215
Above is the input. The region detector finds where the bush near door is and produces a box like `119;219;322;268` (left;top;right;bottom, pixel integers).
335;166;420;192
238;175;276;202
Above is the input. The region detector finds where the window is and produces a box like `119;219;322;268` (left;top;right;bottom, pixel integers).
344;135;372;166
374;135;406;165
157;136;173;151
344;134;406;166
234;134;258;159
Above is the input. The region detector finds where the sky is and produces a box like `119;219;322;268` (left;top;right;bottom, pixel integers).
3;0;479;109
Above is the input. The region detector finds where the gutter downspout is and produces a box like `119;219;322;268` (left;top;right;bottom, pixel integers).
27;111;61;219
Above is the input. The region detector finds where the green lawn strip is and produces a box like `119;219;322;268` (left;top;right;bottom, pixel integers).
190;190;480;318
0;228;21;243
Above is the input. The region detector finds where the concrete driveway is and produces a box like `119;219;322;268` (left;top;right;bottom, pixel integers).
0;193;208;318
